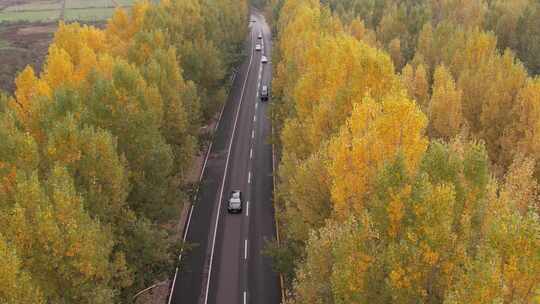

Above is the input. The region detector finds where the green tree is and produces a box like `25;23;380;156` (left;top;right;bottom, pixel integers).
44;114;130;226
508;78;540;177
0;234;44;304
143;0;233;119
0;167;117;303
281;149;331;244
83;61;174;222
515;2;540;75
129;33;200;176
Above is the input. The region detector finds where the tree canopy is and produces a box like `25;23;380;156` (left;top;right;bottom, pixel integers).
267;0;540;302
0;0;247;301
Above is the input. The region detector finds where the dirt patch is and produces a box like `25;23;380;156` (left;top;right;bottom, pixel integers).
0;0;34;5
135;281;171;304
0;0;32;10
0;22;55;92
0;47;34;91
16;23;55;34
17;23;57;36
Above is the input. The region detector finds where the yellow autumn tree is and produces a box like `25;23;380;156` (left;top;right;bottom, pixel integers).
401;63;414;97
500;155;539;214
328;94;428;219
413;63;429;110
52;22;106;85
428;64;463;139
12;66;51;121
274;1;326;107
10;68;53;144
106;1;149;57
400;63;430;111
41;44;75;90
289;34;399;157
53;22;107;65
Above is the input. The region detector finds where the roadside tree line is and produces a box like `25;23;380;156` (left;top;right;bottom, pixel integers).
266;0;540;303
0;0;247;302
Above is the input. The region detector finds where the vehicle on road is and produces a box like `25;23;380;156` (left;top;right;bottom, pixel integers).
258;32;263;39
227;190;243;213
255;43;261;51
261;85;269;101
261;55;268;63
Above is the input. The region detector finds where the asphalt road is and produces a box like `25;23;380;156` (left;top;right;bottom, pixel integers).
168;11;280;304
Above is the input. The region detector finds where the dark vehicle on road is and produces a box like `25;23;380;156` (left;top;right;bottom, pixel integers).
260;85;269;101
227;190;243;213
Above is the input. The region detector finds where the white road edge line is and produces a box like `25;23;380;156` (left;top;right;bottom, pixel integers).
168;34;232;302
215;102;226;133
168;267;179;304
200;143;213;183
244;239;248;260
184;205;194;240
203;26;256;304
168;203;196;304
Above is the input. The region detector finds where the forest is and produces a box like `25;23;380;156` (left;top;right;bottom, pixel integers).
264;0;540;303
0;0;247;302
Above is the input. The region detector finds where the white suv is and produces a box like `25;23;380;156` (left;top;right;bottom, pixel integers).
227;190;243;213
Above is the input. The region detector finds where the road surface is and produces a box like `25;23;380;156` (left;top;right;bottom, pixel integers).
168;10;280;304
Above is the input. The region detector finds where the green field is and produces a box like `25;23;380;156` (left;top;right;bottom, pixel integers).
116;0;136;6
4;2;62;12
64;7;115;21
0;39;10;49
0;10;61;22
65;0;115;9
0;0;136;23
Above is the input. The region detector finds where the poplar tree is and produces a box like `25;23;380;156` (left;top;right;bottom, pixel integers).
428;64;463;139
